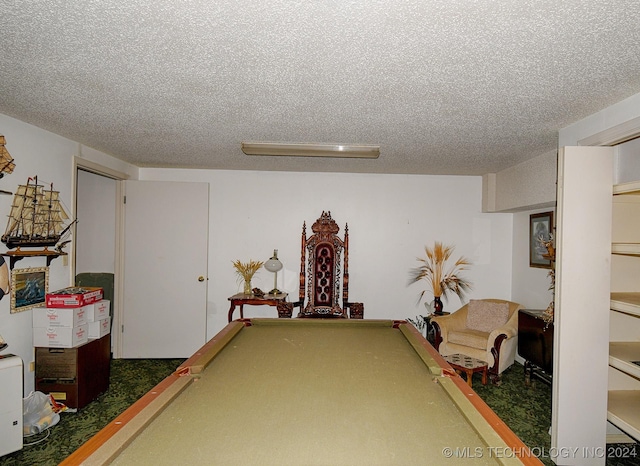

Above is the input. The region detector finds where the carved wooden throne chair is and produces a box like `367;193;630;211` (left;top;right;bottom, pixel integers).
293;211;363;319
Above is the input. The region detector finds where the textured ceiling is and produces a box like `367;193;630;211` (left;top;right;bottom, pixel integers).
1;1;639;175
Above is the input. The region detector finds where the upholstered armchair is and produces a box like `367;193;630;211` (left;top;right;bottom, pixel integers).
431;299;521;380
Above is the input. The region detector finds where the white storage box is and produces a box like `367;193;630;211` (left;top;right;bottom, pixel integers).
33;307;88;328
85;300;110;322
33;324;88;348
88;317;111;339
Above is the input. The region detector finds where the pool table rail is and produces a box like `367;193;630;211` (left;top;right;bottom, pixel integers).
400;322;543;466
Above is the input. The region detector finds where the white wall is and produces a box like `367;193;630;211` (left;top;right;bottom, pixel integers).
0;113;136;394
485;150;558;213
2;108;566;394
76;170;117;274
140;168;515;337
616;137;640;183
0;115;77;394
511;208;556;312
559;92;640;147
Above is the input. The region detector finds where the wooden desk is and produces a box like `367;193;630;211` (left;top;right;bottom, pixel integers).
517;309;553;385
227;293;290;322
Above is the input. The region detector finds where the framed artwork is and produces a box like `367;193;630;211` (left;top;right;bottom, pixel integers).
11;266;49;313
530;211;554;269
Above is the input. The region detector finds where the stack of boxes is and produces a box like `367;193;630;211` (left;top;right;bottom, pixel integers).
33;287;107;348
32;287;111;408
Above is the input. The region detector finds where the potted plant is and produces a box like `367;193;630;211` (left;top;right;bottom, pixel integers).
408;241;472;315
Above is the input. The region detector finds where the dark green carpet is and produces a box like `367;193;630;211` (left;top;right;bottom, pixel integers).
1;360;637;465
0;359;184;466
473;368;638;466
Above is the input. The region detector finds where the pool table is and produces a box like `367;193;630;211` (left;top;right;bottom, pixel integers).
62;319;542;465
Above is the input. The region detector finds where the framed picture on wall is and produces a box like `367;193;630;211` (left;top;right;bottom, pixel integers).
11;266;49;313
530;212;554;269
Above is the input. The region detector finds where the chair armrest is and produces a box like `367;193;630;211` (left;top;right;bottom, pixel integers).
346;302;364;319
485;307;519;351
276;302;294;318
431;308;468;333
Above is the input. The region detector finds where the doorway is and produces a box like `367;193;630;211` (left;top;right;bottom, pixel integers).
73;158;128;357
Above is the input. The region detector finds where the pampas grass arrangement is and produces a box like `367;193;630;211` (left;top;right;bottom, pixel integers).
409;242;472;306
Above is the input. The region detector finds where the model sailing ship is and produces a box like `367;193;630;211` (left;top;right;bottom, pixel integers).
1;176;73;250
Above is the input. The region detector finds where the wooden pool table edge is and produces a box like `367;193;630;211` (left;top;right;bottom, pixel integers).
400;322;543;466
60;321;246;465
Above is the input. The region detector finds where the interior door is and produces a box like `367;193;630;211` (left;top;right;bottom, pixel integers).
121;180;209;358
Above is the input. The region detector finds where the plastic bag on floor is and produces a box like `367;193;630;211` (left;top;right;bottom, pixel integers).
23;391;60;436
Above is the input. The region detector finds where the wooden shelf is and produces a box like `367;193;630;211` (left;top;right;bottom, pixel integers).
1;249;67;269
612;243;640;256
608;180;640;443
614;181;640;196
609;342;640;379
608;390;640;441
611;292;640;317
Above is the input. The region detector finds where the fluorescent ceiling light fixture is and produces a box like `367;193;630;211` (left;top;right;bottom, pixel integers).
241;142;380;159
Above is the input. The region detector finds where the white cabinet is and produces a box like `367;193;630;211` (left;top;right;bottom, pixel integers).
0;354;23;457
608;181;640;441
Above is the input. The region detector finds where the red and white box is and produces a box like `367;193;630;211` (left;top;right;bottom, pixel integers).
33;306;88;328
46;287;103;308
88;317;111;339
33;324;89;348
85;300;110;322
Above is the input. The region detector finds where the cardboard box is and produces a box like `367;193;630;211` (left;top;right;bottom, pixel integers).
33;324;89;348
46;287;103;308
33;306;88;328
85;300;110;322
88;317;111;339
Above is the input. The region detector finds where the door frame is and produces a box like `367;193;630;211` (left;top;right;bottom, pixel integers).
72;157;129;358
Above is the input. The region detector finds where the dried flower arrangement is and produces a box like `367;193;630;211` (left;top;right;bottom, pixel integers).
538;233;555;325
408;241;472;313
232;259;264;294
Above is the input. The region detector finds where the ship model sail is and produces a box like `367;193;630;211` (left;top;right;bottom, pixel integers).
2;176;73;249
0;136;16;179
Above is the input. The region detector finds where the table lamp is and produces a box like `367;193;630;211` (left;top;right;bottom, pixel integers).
264;249;283;295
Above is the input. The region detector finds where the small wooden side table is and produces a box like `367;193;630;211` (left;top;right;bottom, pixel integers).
443;353;488;388
227;292;290;322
